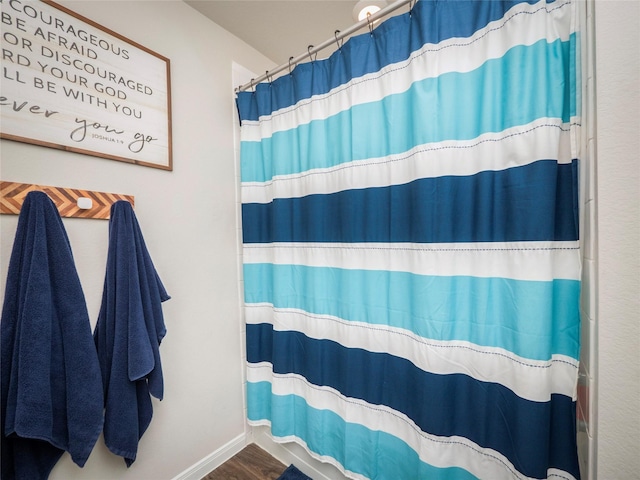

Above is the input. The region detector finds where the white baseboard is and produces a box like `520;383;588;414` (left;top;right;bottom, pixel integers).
252;426;350;480
171;432;247;480
172;427;352;480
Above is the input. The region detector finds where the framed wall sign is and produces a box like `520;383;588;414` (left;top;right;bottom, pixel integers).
0;0;172;170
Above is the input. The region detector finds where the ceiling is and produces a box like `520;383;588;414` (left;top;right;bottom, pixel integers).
184;1;383;66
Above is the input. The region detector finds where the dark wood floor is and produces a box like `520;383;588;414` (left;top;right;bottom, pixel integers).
202;443;287;480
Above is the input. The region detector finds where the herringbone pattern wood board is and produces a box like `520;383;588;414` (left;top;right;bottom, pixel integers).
0;181;134;220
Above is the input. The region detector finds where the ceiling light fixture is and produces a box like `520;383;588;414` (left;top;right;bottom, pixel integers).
352;0;388;23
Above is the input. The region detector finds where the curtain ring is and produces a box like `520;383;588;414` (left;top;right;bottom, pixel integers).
409;0;415;17
367;12;374;36
307;45;317;62
249;78;255;92
265;70;273;84
334;30;344;51
288;56;295;75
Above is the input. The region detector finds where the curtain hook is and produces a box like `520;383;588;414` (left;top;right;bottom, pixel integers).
307;45;317;62
266;70;273;85
367;12;374;36
334;30;344;51
409;0;414;17
249;78;255;92
288;56;295;75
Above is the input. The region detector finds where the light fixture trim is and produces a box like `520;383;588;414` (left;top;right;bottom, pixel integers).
352;0;388;23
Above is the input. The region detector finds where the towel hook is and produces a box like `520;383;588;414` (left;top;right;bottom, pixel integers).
0;181;135;220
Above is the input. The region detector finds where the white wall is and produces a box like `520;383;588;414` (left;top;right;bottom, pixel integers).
0;1;273;479
594;1;640;479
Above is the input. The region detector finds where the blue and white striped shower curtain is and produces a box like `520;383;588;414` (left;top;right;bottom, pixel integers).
236;1;581;478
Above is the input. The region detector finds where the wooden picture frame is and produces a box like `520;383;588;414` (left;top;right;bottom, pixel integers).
0;0;173;170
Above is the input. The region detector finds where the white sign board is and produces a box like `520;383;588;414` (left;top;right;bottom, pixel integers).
1;0;172;170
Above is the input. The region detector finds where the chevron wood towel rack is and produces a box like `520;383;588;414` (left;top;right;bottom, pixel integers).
0;181;134;220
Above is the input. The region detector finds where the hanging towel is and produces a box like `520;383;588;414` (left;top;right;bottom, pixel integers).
93;200;170;466
277;464;313;480
0;191;104;480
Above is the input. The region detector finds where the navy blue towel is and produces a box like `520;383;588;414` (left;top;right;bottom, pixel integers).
277;464;313;480
93;200;170;466
1;191;104;480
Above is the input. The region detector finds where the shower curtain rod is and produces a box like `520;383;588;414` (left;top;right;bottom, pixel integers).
236;0;413;92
